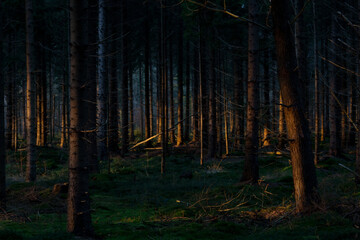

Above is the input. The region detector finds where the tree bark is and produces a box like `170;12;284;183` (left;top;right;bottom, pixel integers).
207;48;216;159
67;0;93;235
184;41;191;142
108;0;119;153
241;0;260;183
329;2;341;157
0;0;6;208
97;0;108;165
86;0;98;173
121;0;129;156
177;24;184;146
272;0;319;213
25;0;37;182
144;2;151;142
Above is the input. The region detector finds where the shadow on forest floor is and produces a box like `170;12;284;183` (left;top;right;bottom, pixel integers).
0;146;359;239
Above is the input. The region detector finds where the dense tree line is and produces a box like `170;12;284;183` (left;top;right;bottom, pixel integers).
0;0;359;237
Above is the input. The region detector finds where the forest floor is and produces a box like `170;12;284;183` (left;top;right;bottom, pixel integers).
0;143;359;239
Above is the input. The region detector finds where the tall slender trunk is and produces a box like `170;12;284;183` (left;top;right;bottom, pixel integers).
0;0;6;208
160;0;167;174
241;0;260;183
177;25;184;146
263;49;271;147
184;41;190;141
168;39;175;144
144;2;151;141
329;4;341;157
108;0;119;153
67;0;93;235
192;43;199;142
129;64;134;142
313;0;319;165
233;55;241;150
207;48;216;159
272;0;319;212
295;0;309;119
25;0;37;182
97;0;108;164
86;0;98;173
121;0;129;156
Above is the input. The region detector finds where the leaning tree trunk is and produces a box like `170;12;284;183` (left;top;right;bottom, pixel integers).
241;0;260;183
25;0;37;182
272;0;319;213
67;0;94;236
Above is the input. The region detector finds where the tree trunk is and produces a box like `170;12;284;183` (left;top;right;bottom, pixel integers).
192;43;199;142
241;0;260;183
0;0;6;208
144;2;151;142
295;0;309;119
25;0;37;182
129;64;134;142
329;3;341;157
121;0;129;156
313;0;319;165
207;48;216;159
272;0;319;213
262;49;271;147
108;0;119;153
160;0;167;174
168;39;175;144
177;25;184;146
97;0;108;165
86;0;98;173
184;41;191;142
67;0;93;235
233;55;241;150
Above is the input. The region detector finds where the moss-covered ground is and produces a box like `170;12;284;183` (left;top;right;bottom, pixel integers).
0;146;359;239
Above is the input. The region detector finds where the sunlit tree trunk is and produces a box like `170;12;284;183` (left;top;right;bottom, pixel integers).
67;0;93;235
25;0;37;182
272;0;319;212
241;0;260;183
177;25;184;146
262;49;271;147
